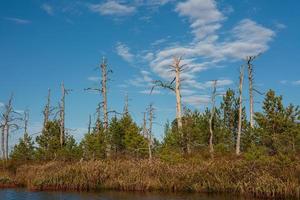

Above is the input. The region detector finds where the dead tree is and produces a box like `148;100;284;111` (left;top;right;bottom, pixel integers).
23;109;29;138
95;103;102;131
147;104;155;161
123;93;129;115
59;82;71;147
88;114;92;134
236;66;245;156
151;56;188;154
246;56;258;129
85;57;112;157
0;95;20;160
43;89;51;131
209;80;217;157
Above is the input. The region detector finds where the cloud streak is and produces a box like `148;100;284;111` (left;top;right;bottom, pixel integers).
88;1;136;16
116;42;134;62
4;17;31;24
41;3;54;15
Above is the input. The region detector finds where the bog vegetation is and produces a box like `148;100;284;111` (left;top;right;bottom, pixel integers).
0;56;300;199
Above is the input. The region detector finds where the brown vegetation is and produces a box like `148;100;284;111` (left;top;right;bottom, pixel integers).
1;156;300;199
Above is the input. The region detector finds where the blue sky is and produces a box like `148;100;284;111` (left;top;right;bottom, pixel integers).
0;0;299;148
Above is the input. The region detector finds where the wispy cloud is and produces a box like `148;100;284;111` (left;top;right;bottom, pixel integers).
41;3;54;15
280;80;300;86
183;95;211;107
0;102;4;107
4;17;31;24
292;80;300;85
274;22;286;30
88;1;136;16
116;42;134;62
88;76;100;82
147;0;274;95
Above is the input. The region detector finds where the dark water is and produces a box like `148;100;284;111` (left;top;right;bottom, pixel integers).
0;189;252;200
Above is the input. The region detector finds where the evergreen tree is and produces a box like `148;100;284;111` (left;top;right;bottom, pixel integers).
80;119;106;159
11;133;35;161
120;113;147;157
255;90;300;155
36;121;80;160
109;116;125;156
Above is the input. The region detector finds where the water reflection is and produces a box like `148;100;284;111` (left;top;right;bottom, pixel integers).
0;189;251;200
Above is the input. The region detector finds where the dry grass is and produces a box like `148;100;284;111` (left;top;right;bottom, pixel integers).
1;157;300;199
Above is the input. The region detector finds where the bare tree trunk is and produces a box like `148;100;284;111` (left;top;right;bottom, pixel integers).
2;95;14;160
96;103;101;131
60;82;65;147
174;58;183;132
5;125;9;160
247;56;255;129
101;57;110;157
123;93;129;115
24;110;29;138
209;80;217;158
147;104;154;161
236;66;245;156
173;57;189;154
43;89;51;131
88;114;91;134
1;125;5;159
151;56;187;154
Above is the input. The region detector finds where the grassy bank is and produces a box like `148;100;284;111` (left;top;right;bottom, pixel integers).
1;157;300;199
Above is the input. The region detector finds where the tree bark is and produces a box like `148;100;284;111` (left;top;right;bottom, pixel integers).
236;66;245;156
101;57;110;157
88;114;91;134
147;104;154;161
1;125;5;159
247;56;255;129
209;80;217;158
60;82;65;147
5;125;9;160
43;89;51;131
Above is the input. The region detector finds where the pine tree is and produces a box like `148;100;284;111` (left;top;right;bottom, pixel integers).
11;133;35;161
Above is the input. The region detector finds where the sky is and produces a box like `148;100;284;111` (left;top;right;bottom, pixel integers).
0;0;299;148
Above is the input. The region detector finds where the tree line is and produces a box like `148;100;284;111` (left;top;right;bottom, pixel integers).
1;55;300;163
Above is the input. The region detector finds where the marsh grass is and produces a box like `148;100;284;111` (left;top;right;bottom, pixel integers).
1;157;300;199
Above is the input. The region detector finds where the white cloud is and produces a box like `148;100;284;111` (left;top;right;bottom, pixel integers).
128;70;153;87
183;95;211;106
139;89;161;95
279;80;300;86
292;80;300;85
4;17;31;24
41;3;54;15
116;42;134;62
176;0;224;40
89;1;136;16
88;76;100;82
274;22;286;30
146;0;274;102
0;102;4;107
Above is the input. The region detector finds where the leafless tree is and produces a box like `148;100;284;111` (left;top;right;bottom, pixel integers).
42;89;52;131
151;56;188;154
23;109;29;138
246;55;258;129
209;80;217;158
0;95;21;160
88;114;92;135
236;66;245;156
59;82;71;147
147;103;155;161
85;57;112;157
123;93;129;116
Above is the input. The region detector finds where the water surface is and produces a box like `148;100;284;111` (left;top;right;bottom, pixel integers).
0;189;252;200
